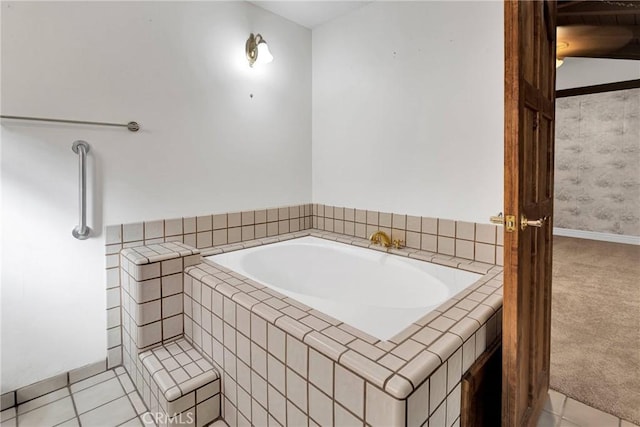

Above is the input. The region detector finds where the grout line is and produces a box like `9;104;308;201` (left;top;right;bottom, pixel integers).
15;389;71;417
559;393;569;421
116;416;140;427
67;385;82;427
51;413;80;427
70;374;137;420
74;392;126;418
116;373;147;422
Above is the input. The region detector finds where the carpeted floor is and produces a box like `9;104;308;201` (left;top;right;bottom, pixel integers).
550;236;640;424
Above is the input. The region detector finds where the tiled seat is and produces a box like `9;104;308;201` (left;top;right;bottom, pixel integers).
139;338;220;426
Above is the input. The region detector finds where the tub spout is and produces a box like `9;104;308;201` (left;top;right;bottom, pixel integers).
369;230;392;248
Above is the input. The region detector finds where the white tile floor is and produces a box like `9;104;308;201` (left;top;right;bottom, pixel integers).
1;368;150;427
537;389;639;427
1;368;637;427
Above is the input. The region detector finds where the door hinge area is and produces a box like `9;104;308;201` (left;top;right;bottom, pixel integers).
504;215;516;232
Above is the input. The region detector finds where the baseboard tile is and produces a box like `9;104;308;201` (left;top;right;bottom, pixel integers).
1;392;16;411
553;228;640;245
107;346;123;370
68;359;107;385
15;373;67;405
7;358;109;408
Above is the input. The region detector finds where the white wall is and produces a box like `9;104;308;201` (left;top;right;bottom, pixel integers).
1;1;311;392
311;1;504;223
556;57;640;90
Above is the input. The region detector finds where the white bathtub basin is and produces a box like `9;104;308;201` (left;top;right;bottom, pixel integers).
207;236;481;341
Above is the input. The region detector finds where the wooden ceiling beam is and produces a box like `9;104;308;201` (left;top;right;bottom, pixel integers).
558;0;640;17
558;1;587;10
556;0;640;59
559;9;640;16
568;44;640;60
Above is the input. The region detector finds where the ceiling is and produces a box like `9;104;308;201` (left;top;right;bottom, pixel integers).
249;1;371;29
250;0;640;60
557;0;640;60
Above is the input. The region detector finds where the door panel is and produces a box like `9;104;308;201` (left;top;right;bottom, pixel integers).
503;1;556;426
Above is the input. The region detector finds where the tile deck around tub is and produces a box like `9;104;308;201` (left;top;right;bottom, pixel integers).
121;241;200;266
200;230;499;277
190;229;504;400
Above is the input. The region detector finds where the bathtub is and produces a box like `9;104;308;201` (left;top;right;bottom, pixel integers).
207;236;481;341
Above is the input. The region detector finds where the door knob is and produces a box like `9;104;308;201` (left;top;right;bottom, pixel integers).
521;215;548;230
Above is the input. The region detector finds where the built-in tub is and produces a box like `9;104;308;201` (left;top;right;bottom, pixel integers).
207;236;480;341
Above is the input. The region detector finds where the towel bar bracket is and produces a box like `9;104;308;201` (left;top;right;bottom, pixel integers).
71;140;90;155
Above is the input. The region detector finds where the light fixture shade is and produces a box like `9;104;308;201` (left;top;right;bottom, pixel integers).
246;33;273;67
256;40;273;65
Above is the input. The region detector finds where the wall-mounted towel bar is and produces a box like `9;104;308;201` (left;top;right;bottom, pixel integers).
72;141;91;240
0;115;139;132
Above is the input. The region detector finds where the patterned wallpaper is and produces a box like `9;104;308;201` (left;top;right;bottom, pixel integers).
555;88;640;237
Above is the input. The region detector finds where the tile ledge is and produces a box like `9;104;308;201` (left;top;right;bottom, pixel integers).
139;340;219;402
121;242;200;265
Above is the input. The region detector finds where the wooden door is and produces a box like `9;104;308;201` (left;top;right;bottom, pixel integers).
502;1;556;426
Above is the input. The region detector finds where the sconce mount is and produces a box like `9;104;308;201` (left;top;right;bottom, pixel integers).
246;33;273;67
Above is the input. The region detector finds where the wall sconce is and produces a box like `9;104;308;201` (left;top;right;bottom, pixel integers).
556;41;568;68
246;33;273;67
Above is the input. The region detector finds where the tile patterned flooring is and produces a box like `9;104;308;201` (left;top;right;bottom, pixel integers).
1;367;637;427
537;390;639;427
1;368;149;427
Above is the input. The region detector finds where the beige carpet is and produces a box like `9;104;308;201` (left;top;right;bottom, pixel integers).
550;236;640;424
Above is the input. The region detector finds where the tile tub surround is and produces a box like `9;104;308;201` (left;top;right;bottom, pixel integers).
105;203;494;368
311;204;504;267
120;242;202;352
118;244;222;426
122;338;222;427
105;204;313;368
183;230;503;426
103;202;501;425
